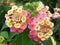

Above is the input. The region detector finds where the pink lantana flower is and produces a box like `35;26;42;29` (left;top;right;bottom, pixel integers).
36;11;46;22
5;5;30;33
29;30;41;42
28;16;54;42
28;2;54;42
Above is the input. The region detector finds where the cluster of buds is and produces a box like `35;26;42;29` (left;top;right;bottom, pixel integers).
28;2;54;42
5;5;30;33
52;8;60;19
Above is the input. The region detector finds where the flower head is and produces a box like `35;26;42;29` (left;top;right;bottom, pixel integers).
28;15;54;42
12;5;17;10
52;9;60;19
5;5;30;33
28;2;54;42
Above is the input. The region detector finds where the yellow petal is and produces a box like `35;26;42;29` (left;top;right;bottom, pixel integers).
46;21;50;25
47;11;52;17
41;36;46;41
40;21;44;25
44;33;49;39
14;23;20;28
35;25;40;31
17;8;22;13
44;17;50;21
49;22;54;27
12;5;17;10
7;23;12;27
21;16;26;23
55;12;59;15
6;17;11;23
38;32;43;38
48;30;53;35
8;10;13;15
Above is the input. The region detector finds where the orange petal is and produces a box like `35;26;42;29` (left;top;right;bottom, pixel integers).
21;10;26;16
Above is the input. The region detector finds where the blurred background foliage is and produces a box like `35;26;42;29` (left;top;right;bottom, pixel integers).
0;0;60;45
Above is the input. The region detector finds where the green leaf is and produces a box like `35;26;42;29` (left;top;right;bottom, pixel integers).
3;0;7;3
42;38;52;45
56;0;60;8
10;0;16;2
9;32;17;39
12;30;42;45
54;22;60;33
1;24;8;30
24;2;38;16
10;29;53;45
0;5;10;26
9;42;15;45
0;31;8;39
0;0;2;4
56;42;60;45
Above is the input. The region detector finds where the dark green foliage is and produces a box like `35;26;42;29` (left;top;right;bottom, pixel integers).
56;0;60;8
0;5;11;26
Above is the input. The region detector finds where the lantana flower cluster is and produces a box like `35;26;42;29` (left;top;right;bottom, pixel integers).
28;2;54;42
4;1;59;43
5;5;30;33
52;8;60;19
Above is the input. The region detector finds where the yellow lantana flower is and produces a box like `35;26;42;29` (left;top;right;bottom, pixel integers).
44;17;50;21
48;30;53;36
40;21;44;25
47;12;52;17
7;23;12;27
12;5;17;10
6;17;11;23
8;10;13;15
21;16;26;23
35;25;40;31
41;36;46;41
17;8;22;13
44;33;49;39
49;22;54;27
14;23;20;28
38;32;43;38
45;21;50;25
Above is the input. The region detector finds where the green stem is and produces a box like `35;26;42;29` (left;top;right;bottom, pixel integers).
50;36;56;45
